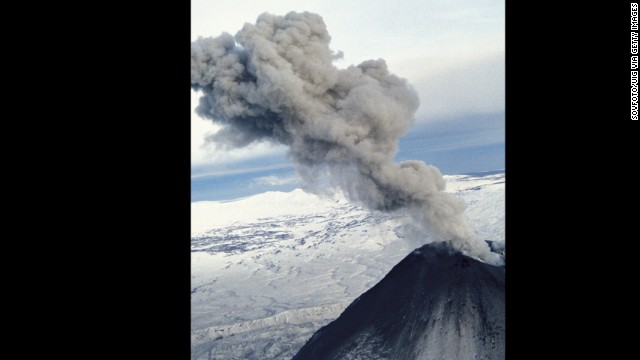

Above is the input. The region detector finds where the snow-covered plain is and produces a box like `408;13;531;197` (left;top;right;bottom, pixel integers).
191;171;505;360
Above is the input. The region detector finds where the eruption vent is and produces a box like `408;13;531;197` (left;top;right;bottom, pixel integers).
191;11;501;265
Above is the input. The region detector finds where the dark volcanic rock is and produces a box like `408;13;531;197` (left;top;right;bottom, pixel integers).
293;243;505;360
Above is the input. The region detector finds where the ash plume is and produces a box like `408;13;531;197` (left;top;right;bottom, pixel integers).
191;11;502;265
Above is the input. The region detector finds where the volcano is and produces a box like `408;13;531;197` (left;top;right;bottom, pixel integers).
292;243;505;360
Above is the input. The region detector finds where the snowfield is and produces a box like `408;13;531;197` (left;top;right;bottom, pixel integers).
191;171;505;360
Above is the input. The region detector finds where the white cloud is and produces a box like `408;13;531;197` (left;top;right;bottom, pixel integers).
191;163;293;179
427;128;505;153
251;174;300;187
413;54;505;121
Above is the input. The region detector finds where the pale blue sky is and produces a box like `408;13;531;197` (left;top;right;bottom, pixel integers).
191;0;504;201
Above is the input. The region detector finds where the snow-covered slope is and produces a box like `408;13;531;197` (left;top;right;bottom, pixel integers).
191;171;504;360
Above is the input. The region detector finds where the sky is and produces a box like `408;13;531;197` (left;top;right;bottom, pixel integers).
191;0;505;201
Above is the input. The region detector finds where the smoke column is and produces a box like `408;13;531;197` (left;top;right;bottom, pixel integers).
191;11;502;265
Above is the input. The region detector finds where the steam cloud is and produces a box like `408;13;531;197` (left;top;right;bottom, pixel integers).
191;11;502;265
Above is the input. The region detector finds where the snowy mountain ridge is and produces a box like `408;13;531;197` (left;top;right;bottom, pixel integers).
193;302;349;346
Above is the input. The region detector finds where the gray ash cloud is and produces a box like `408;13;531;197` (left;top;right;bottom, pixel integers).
191;11;501;265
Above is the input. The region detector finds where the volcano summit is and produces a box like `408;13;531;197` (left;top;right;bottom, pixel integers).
293;243;505;360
